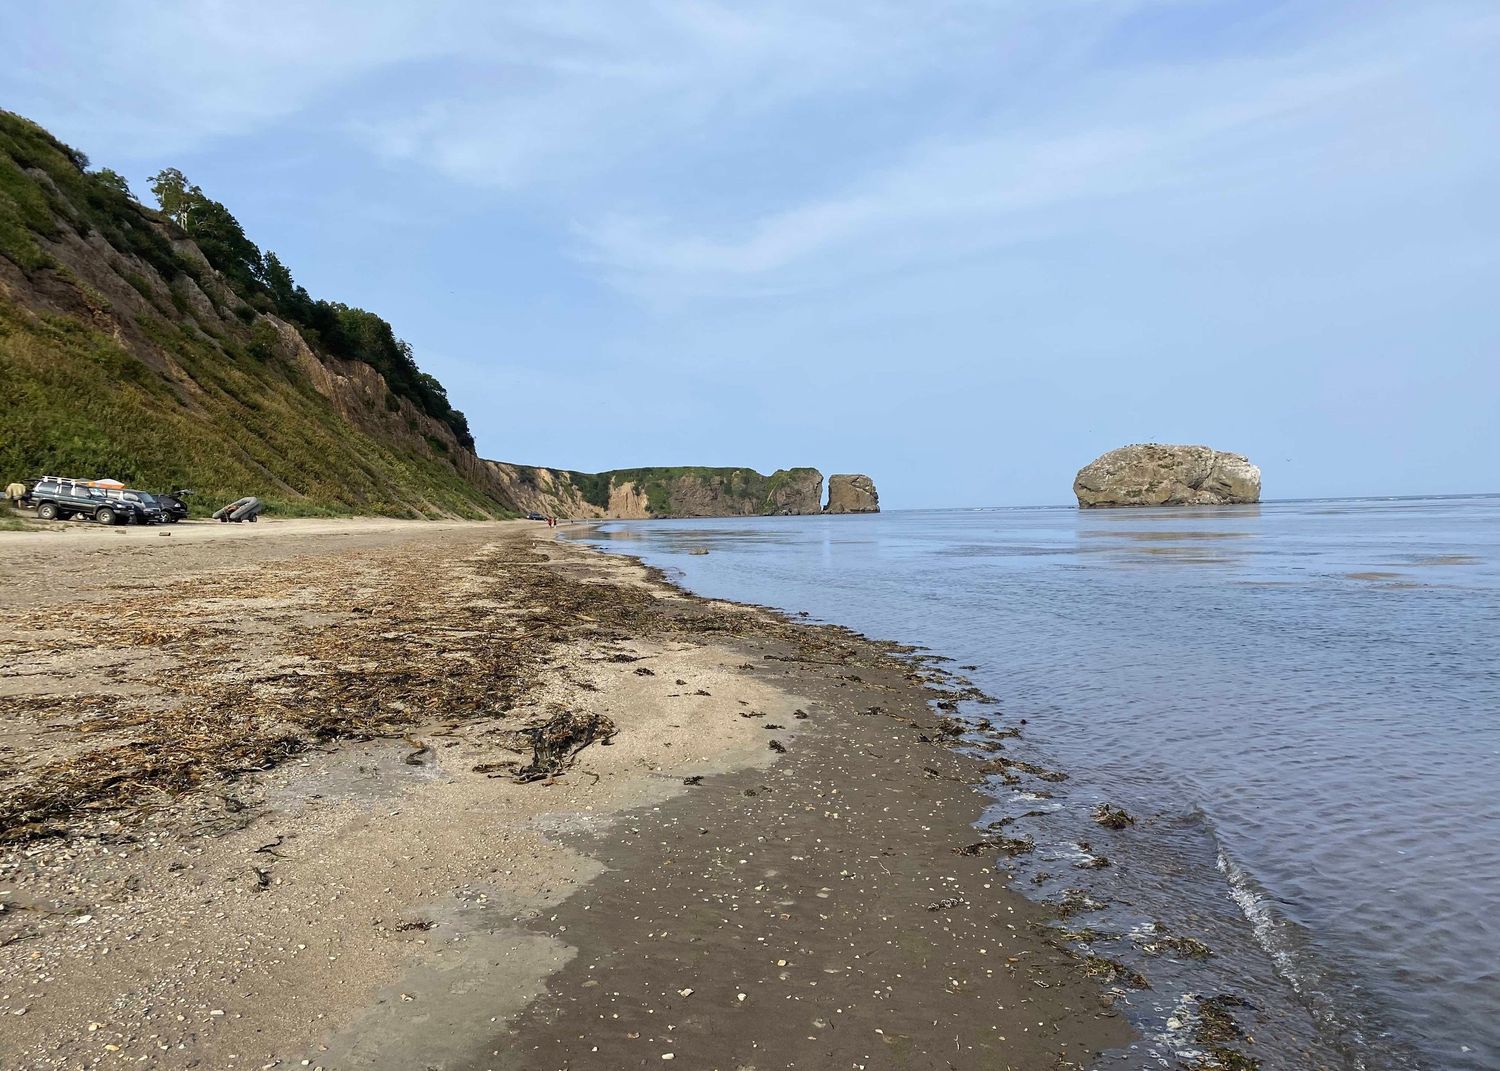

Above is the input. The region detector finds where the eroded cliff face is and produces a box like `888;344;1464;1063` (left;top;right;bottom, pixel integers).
654;468;823;517
605;481;652;519
472;462;600;519
1073;444;1261;507
824;474;880;514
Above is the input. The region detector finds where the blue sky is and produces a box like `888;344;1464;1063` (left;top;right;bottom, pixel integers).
5;1;1498;506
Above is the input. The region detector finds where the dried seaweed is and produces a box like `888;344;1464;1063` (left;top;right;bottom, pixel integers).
0;544;602;844
0;535;948;848
512;709;616;783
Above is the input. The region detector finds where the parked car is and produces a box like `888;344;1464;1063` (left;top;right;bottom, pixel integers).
154;488;193;523
105;488;164;524
28;477;148;525
525;511;547;521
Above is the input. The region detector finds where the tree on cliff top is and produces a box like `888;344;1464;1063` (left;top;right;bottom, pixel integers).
141;166;474;450
90;168;133;199
148;167;265;293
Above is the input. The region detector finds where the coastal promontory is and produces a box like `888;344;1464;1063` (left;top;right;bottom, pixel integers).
825;474;880;513
1073;444;1261;507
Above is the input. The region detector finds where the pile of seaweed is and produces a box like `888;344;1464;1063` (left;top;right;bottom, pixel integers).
0;545;634;844
0;540;906;847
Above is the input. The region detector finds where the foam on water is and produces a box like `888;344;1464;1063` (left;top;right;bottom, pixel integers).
1216;847;1310;997
570;496;1500;1071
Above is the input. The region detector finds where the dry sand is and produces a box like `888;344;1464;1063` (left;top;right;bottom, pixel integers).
0;517;1130;1069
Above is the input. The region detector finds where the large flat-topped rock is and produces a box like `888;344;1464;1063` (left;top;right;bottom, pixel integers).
1074;444;1260;508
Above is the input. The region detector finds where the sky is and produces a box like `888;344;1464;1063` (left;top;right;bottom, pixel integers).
4;1;1498;507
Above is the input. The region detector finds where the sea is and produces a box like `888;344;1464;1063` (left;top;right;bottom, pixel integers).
567;496;1500;1071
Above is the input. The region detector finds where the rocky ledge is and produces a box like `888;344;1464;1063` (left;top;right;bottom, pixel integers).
1073;444;1260;508
825;474;880;514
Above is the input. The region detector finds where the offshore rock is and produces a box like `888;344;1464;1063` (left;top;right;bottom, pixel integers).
762;468;825;516
825;474;880;514
1073;444;1260;508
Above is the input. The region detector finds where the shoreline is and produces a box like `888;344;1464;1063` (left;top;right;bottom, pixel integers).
0;519;1130;1069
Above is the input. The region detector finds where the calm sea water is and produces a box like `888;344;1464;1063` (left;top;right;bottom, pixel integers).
570;497;1500;1071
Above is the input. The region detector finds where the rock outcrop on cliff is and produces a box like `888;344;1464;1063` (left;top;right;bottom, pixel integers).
1073;444;1261;508
824;474;880;514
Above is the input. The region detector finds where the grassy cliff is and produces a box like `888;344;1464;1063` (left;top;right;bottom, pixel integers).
0;112;854;520
0;110;506;517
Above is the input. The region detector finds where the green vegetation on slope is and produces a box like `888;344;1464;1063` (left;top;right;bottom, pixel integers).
562;469;614;511
0;111;501;516
143;165;472;447
0;112;842;522
0;300;497;517
0;118;184;280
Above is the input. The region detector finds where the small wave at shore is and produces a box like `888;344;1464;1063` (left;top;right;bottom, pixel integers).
1215;844;1312;996
1214;838;1371;1070
967;722;1359;1070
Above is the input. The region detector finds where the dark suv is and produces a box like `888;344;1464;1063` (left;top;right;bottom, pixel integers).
106;488;164;524
28;478;148;525
153;489;192;523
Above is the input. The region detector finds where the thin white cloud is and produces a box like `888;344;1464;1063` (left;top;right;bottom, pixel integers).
345;1;1022;189
7;0;1496;306
7;2;963;160
7;1;1152;174
7;2;450;154
572;4;1500;298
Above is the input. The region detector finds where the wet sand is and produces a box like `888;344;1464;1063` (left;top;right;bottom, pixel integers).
0;517;1128;1069
468;635;1130;1071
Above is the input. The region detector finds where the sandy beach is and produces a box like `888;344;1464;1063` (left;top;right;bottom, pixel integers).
0;517;1129;1070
